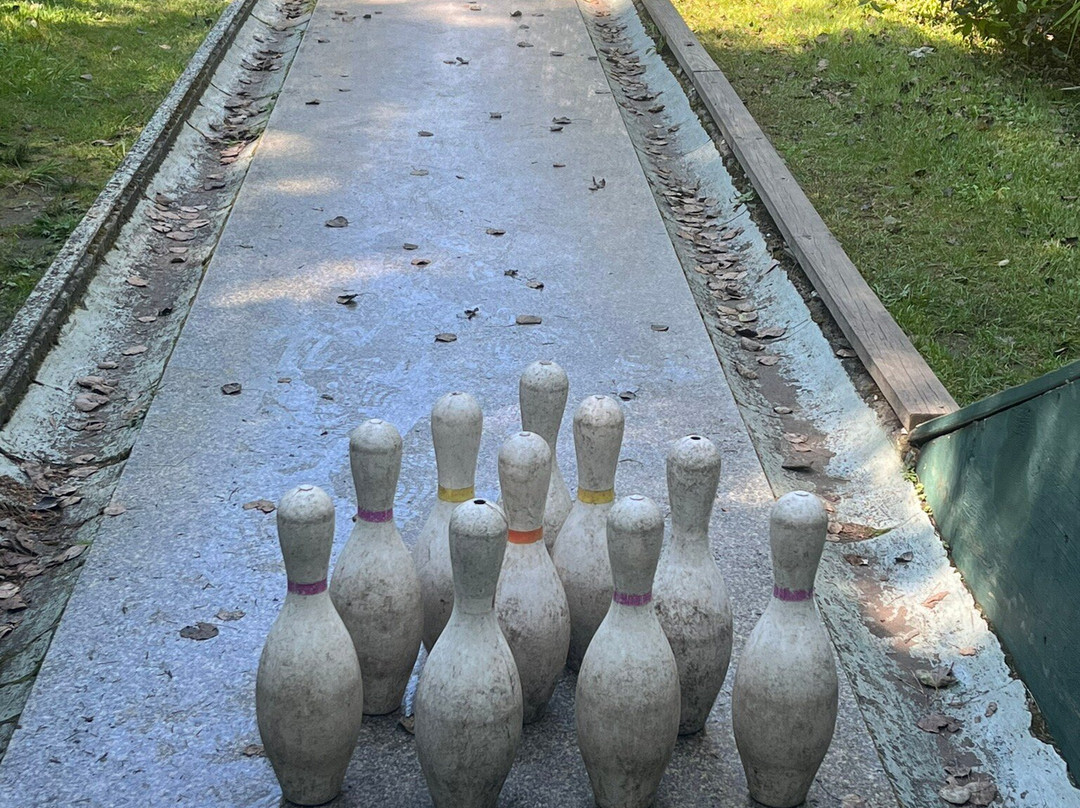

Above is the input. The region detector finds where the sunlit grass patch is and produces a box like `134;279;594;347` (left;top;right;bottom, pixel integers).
673;0;1080;404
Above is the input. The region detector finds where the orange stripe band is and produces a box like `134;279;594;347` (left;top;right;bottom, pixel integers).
508;527;544;545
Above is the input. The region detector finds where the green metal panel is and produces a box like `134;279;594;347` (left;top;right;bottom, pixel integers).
916;363;1080;774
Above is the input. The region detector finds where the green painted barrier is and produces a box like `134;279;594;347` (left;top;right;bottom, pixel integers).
912;359;1080;775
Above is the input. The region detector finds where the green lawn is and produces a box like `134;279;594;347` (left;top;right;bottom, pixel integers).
0;0;229;331
672;0;1080;405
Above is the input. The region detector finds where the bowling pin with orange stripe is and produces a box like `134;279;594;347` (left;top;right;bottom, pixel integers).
414;391;483;652
495;430;572;723
552;394;624;670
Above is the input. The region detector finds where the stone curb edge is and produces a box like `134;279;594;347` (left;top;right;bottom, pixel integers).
0;0;262;430
635;0;958;430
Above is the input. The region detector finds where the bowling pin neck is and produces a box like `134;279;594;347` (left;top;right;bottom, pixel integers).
449;499;508;615
606;495;663;598
432;391;483;494
519;360;569;448
498;431;552;535
350;418;402;514
277;484;335;587
573;395;624;494
769;491;829;594
667;435;721;544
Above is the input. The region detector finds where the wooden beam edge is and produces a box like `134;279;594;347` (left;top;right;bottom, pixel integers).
637;0;958;429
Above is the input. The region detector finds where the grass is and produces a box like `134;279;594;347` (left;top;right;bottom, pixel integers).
671;0;1080;405
0;0;230;331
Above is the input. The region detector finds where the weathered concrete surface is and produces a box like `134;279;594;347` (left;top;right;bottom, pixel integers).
0;0;895;805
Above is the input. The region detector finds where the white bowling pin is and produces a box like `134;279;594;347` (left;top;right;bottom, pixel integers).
330;419;423;715
415;499;523;808
495;430;572;724
519;360;573;551
576;495;680;808
256;484;363;806
414;391;483;652
654;435;733;735
731;491;839;808
552;394;624;670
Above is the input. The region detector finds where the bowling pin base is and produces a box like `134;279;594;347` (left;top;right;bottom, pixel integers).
272;764;346;807
744;765;816;808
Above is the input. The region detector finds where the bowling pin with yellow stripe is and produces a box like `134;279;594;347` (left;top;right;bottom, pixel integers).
552;394;624;670
414;391;483;652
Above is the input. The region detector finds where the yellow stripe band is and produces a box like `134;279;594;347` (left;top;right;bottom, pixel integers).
578;487;615;505
438;485;475;503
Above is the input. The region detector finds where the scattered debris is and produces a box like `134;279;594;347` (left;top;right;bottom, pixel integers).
221;383;242;396
243;500;276;514
325;215;349;228
179;622;219;641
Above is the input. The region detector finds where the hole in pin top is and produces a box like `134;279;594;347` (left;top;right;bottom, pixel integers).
690;435;702;440
473;499;487;505
629;494;645;501
298;484;314;492
539;359;552;366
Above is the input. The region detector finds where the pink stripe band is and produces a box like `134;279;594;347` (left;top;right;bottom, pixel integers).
357;508;393;523
773;586;813;602
613;590;652;606
288;579;328;596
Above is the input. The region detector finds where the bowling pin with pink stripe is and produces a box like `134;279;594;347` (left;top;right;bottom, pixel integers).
256;484;363;806
330;418;423;715
731;491;838;808
575;494;680;808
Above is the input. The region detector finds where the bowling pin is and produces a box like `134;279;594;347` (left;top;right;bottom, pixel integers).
256;484;363;806
415;499;523;808
330;418;423;715
552;394;624;670
495;430;572;723
414;391;483;652
654;435;733;735
519;360;573;551
731;491;838;808
576;495;680;808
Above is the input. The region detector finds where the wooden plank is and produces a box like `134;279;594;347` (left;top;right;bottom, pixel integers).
639;0;957;429
638;0;720;75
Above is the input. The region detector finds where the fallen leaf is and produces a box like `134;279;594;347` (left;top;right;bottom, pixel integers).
782;458;813;471
916;665;956;689
403;243;419;250
411;258;431;267
552;116;571;125
325;216;349;228
841;796;869;808
305;99;320;105
103;503;127;517
138;315;158;323
517;41;533;48
74;393;109;412
510;9;522;16
485;228;506;236
53;544;87;565
895;551;914;563
959;646;977;656
939;784;971;805
917;712;963;734
221;383;242;396
735;363;758;380
435;333;457;343
618;390;637;401
218;609;246;622
165;230;195;241
516;314;542;325
490;112;502;119
843;553;868;566
242;743;264;757
758;326;787;339
758;355;781;366
399;713;416;733
126;276;148;288
98;361;119;370
550;50;564;56
0;583;19;600
526;280;544;290
80;73;93;81
410;169;429;176
179;622;219;641
243;499;276;514
336;293;358;305
968;782;997;806
922;591;948;609
553;163;566;168
774;405;793;414
651;324;669;332
418;130;434;137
